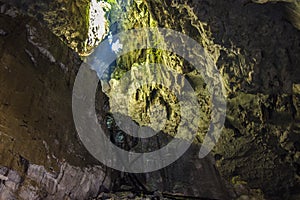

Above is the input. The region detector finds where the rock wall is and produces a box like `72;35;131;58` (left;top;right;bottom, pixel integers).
1;0;300;199
101;0;300;199
0;3;110;199
0;0;109;55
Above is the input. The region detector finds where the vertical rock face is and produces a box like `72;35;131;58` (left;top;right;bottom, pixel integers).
1;0;300;199
252;0;300;30
0;0;91;53
0;3;110;199
0;0;109;55
137;0;300;199
99;0;300;199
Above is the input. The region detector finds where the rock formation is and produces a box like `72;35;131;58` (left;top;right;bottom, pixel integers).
0;3;110;199
0;0;300;199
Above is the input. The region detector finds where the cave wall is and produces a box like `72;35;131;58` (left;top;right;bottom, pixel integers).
104;0;300;199
0;3;110;199
0;0;109;55
0;0;300;199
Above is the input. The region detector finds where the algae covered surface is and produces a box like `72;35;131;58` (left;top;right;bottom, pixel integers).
102;0;300;199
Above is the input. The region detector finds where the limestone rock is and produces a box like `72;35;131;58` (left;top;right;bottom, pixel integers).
0;3;111;199
0;163;110;200
101;0;300;199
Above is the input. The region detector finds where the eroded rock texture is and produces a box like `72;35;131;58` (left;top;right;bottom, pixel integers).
102;0;300;199
0;0;109;55
0;163;110;200
0;3;110;199
1;0;300;199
